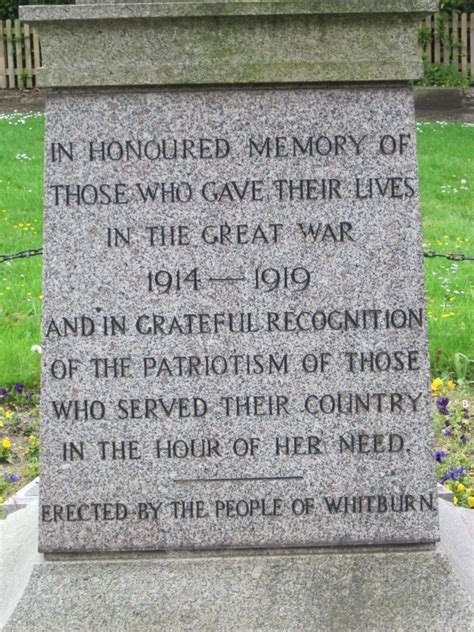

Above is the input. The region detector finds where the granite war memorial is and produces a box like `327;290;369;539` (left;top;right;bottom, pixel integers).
7;0;474;630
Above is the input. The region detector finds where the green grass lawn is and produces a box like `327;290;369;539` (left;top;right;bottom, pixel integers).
0;112;43;388
417;121;474;379
0;114;472;388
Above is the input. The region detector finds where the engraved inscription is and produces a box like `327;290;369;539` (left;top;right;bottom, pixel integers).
39;88;437;552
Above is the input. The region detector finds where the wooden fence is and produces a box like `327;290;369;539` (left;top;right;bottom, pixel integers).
0;14;473;89
419;13;474;78
0;20;40;89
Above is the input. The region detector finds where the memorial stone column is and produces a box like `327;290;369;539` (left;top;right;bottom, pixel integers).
8;1;473;629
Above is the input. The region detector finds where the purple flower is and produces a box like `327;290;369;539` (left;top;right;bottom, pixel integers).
452;467;467;480
442;427;452;437
441;471;453;483
2;469;21;483
435;450;448;463
440;467;468;484
0;388;10;400
13;383;24;394
436;397;450;415
460;435;468;445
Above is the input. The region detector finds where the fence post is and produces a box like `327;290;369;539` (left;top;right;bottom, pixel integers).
420;16;432;61
461;13;468;74
434;15;441;63
443;15;451;64
6;20;14;88
426;16;433;61
24;23;33;88
471;13;474;80
0;22;6;89
451;13;459;70
14;19;23;88
32;25;40;86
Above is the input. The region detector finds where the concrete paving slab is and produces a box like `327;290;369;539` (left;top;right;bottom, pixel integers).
0;501;43;629
2;478;39;518
439;497;474;600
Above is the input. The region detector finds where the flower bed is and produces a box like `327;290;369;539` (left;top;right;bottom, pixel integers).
432;378;473;508
0;384;39;508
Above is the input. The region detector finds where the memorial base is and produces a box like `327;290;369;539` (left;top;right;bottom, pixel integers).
6;547;473;631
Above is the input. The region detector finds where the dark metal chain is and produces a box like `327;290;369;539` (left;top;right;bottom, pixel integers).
1;247;472;264
0;248;43;263
423;251;474;262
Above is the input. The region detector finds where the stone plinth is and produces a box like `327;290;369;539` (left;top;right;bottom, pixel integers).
21;0;437;87
5;548;474;631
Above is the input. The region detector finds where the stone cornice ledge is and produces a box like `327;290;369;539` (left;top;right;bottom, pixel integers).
19;0;437;87
20;0;438;22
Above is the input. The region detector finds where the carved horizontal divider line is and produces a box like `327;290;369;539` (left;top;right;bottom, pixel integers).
0;13;473;90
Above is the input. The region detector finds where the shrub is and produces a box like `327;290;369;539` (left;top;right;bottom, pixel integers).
419;62;472;88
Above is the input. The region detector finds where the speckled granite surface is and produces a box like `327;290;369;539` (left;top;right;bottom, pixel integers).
20;0;435;87
5;548;473;631
38;86;439;553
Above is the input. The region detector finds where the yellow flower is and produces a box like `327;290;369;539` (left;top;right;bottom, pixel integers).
5;411;12;419
431;378;443;394
2;437;11;449
447;380;456;390
457;484;465;493
0;421;3;429
453;497;459;506
468;497;474;508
